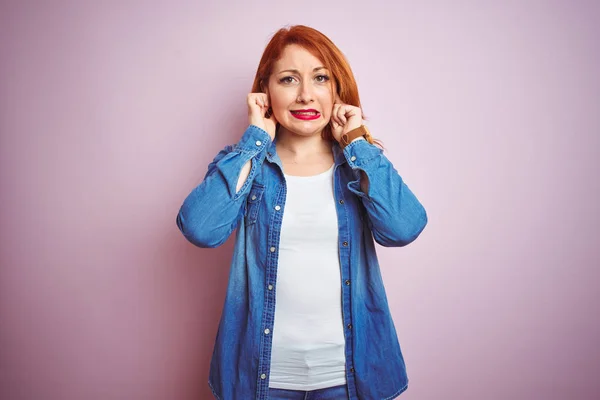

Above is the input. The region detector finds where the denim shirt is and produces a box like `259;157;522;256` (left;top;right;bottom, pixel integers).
176;125;427;400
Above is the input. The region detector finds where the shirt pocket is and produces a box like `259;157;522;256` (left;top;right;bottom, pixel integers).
244;183;265;226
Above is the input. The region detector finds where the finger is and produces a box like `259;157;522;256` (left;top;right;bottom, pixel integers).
332;104;341;126
330;104;337;123
251;94;262;108
337;105;347;125
342;105;356;124
260;93;269;108
330;115;338;127
345;106;358;119
336;104;345;125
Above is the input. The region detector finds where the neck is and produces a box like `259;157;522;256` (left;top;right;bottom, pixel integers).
276;127;332;161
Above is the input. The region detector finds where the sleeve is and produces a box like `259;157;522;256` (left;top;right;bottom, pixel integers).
175;125;271;248
343;139;428;247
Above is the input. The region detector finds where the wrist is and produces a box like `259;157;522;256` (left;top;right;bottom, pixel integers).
340;125;370;149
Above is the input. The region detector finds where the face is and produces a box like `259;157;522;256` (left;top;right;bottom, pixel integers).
265;44;335;137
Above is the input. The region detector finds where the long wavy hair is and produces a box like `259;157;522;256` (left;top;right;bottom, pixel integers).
251;25;378;146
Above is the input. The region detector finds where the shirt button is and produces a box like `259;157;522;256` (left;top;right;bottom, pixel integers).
345;279;351;285
270;247;276;252
264;328;270;335
251;195;257;201
350;156;357;161
275;205;281;211
347;323;352;330
261;373;266;379
339;199;344;205
256;140;262;146
350;367;355;373
342;241;348;247
268;284;273;290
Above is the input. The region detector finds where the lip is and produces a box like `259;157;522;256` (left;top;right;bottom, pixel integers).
290;109;321;120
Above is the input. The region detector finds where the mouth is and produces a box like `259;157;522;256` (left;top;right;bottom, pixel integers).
290;109;321;120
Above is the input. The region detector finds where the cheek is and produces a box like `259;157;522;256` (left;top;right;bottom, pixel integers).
272;101;288;120
320;96;334;120
268;91;290;115
318;88;334;106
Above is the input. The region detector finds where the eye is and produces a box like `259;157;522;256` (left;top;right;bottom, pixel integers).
315;74;330;83
279;76;296;84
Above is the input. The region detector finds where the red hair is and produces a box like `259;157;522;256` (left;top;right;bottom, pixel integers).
251;25;378;145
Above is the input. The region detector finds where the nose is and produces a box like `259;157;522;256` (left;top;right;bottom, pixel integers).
296;80;314;104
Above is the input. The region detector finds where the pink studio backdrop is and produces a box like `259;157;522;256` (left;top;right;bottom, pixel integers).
1;1;599;399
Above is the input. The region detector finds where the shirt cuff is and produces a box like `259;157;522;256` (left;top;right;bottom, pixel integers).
236;125;272;154
343;137;382;168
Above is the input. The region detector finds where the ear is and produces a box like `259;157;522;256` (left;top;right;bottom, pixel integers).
334;91;342;104
332;83;341;104
260;79;269;94
262;82;271;105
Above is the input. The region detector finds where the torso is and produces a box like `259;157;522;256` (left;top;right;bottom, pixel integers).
268;159;347;390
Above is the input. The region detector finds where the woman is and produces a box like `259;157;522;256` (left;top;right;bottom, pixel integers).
176;25;427;400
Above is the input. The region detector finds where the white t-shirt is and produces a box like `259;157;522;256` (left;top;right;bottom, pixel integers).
268;163;347;391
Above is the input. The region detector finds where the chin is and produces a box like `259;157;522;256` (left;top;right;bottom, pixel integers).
292;128;323;137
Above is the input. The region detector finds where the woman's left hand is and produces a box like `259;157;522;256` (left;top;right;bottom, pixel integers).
330;95;363;143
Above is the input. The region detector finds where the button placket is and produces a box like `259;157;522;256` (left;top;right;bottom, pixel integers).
256;183;288;399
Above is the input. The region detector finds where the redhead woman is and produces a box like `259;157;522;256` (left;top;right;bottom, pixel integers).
176;25;427;400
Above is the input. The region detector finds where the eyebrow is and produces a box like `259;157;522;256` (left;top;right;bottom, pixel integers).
276;66;327;74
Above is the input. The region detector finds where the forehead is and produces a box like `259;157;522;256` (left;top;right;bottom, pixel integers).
273;44;325;72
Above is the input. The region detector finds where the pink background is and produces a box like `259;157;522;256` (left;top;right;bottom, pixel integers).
1;1;599;399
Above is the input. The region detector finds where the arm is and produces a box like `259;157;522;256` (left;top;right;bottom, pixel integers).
175;125;271;248
344;138;428;247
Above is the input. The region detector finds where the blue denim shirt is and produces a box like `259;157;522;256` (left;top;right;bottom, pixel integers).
176;125;427;400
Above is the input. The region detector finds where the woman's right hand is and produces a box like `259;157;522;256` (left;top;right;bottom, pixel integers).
247;93;277;140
